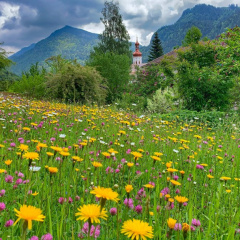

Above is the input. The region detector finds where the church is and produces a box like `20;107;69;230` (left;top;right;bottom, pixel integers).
131;38;146;74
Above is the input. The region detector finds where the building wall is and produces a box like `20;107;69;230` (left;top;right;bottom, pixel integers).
133;56;142;65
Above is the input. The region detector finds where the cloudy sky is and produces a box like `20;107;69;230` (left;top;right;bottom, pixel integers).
0;0;239;54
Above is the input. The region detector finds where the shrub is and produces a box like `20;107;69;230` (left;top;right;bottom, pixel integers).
10;63;46;98
46;62;107;104
147;88;176;113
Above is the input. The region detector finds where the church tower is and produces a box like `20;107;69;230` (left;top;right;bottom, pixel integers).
133;38;142;66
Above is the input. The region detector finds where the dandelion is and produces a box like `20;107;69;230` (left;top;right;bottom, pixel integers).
14;205;45;230
48;167;58;174
125;185;133;193
92;161;102;168
170;180;181;186
18;144;29;152
90;186;119;203
167;168;178;173
127;162;134;167
121;218;153;240
75;204;107;223
5;160;12;166
23;152;39;160
175;196;188;205
167;218;177;229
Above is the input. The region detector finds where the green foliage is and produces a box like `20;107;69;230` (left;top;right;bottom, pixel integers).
0;69;20;91
133;61;175;98
182;26;202;46
46;61;107;104
213;27;240;105
147;88;176;113
97;1;131;56
10;63;47;98
148;32;163;62
87;52;130;103
177;42;216;68
88;2;131;103
177;61;233;111
0;43;13;71
158;110;227;124
115;92;147;112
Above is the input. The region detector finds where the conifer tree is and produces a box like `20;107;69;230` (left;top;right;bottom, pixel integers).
148;32;163;62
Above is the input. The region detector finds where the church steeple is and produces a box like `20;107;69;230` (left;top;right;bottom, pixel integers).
133;37;142;66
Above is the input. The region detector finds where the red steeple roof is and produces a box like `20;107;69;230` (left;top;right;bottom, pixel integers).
133;38;142;57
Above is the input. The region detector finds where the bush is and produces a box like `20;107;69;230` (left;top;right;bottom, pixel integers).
114;92;147;112
147;88;176;113
46;62;107;104
10;63;46;98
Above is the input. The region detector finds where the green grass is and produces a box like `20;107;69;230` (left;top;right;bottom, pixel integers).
0;93;240;239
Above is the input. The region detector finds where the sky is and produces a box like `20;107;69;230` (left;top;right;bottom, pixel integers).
0;0;239;55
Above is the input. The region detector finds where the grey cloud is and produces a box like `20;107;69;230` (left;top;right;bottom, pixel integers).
0;0;239;52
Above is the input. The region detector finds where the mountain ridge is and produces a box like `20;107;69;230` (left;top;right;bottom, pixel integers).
9;4;240;74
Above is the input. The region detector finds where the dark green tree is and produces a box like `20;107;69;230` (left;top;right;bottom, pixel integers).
182;26;202;46
148;32;163;62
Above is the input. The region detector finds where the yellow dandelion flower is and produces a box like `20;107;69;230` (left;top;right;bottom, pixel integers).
90;186;119;202
0;169;6;173
72;156;83;162
167;168;178;173
59;151;70;157
23;152;39;160
31;191;39;196
92;161;102;168
175;196;188;204
50;146;62;152
102;152;111;158
125;185;133;193
207;174;214;179
170;180;181;186
5;160;12;166
127;162;134;167
226;189;231;193
46;152;54;156
131;151;143;160
220;177;231;181
37;143;47;148
75;204;108;223
150;156;161;161
144;184;155;189
121;219;153;240
18;144;29;152
14;205;45;230
154;152;163;157
182;223;190;232
166;162;172;168
48;167;58;174
167;218;177;229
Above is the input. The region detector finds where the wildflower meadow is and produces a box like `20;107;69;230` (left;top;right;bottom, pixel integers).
0;93;240;240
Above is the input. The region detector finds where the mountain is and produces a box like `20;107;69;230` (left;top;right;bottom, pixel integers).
9;4;240;73
141;4;240;62
9;25;99;75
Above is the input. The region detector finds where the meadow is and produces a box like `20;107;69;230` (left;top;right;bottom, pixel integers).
0;93;240;240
